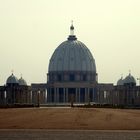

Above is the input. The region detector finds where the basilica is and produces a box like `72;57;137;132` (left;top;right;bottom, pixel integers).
0;24;140;107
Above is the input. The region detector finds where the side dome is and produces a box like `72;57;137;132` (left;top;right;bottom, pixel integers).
6;73;19;85
48;25;96;73
124;73;136;85
117;77;124;86
18;77;27;86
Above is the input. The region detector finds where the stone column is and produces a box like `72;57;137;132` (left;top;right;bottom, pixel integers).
63;88;65;103
56;88;59;103
85;88;88;103
49;88;51;103
92;88;95;102
13;88;15;104
66;88;68;103
79;88;80;103
30;91;32;104
77;88;80;103
54;88;57;103
76;88;78;103
87;88;90;104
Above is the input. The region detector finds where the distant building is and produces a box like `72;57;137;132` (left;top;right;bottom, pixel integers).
0;24;140;107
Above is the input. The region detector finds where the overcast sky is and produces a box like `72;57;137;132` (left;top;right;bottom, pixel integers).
0;0;140;85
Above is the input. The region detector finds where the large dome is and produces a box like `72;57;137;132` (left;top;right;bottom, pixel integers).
49;26;96;73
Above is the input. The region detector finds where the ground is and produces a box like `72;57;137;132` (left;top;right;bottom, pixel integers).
0;107;140;130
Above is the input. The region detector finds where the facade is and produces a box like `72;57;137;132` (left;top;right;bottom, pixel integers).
47;23;98;104
0;24;140;107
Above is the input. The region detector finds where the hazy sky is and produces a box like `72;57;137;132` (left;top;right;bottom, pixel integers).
0;0;140;85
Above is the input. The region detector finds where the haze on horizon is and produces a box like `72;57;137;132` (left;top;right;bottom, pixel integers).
0;0;140;85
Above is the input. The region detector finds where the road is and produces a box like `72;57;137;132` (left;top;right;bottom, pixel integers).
0;129;140;140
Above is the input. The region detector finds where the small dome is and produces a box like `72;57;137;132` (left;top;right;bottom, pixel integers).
18;77;27;86
124;73;136;84
6;73;19;85
117;77;124;85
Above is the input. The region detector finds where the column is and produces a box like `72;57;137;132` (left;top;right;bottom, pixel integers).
92;88;94;102
85;88;88;103
76;88;78;103
77;88;80;103
50;88;52;103
56;88;59;103
63;88;65;103
66;88;68;103
87;88;90;104
54;88;57;103
78;88;81;103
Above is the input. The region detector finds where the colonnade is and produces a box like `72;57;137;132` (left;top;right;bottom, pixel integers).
47;87;95;104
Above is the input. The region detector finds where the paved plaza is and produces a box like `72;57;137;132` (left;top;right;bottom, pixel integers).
0;130;140;140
